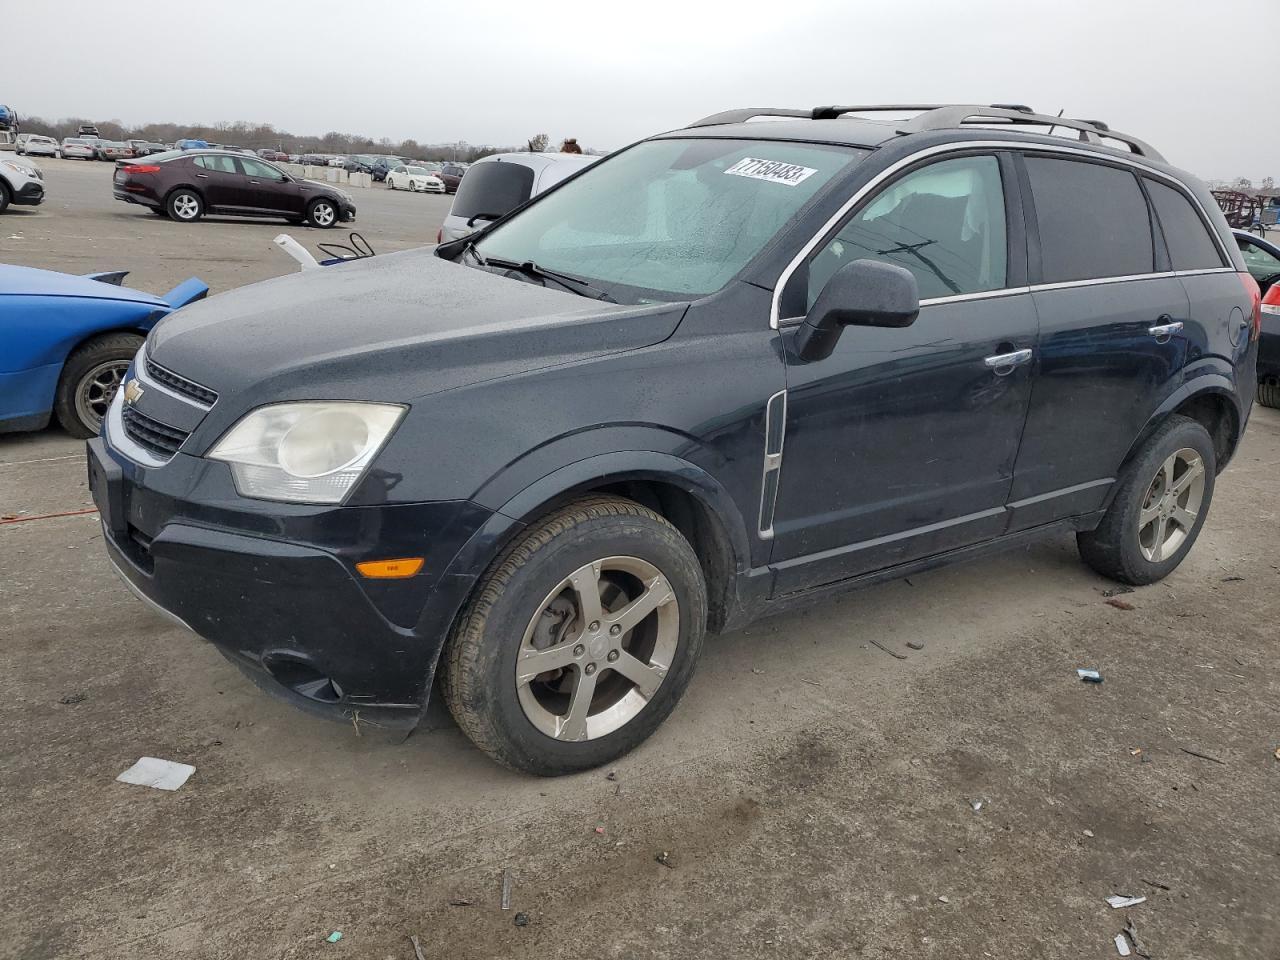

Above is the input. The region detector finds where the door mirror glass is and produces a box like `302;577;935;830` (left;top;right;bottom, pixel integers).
795;259;920;362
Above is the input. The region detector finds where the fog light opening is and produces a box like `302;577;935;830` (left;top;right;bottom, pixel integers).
264;656;344;703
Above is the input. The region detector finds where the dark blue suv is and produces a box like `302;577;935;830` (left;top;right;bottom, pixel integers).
90;104;1261;775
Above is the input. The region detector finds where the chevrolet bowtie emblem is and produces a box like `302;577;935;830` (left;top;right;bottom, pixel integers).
123;379;144;405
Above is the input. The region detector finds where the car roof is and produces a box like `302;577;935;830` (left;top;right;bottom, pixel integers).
471;151;600;171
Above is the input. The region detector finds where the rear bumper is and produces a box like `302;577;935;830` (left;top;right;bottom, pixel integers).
88;435;494;729
1259;316;1280;378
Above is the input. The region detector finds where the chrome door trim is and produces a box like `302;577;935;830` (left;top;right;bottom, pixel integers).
984;348;1033;370
1007;477;1114;510
771;139;1234;329
1148;321;1184;340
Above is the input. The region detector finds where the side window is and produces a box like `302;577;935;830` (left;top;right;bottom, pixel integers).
195;154;237;174
1237;236;1280;282
1025;157;1153;283
806;154;1007;306
239;158;281;179
1144;178;1225;271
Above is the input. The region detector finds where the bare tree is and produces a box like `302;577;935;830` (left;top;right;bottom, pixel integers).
1262;176;1275;191
526;133;550;152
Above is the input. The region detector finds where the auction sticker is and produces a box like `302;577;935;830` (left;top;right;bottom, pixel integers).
724;157;818;186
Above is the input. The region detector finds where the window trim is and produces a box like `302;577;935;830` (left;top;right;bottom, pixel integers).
771;140;1234;328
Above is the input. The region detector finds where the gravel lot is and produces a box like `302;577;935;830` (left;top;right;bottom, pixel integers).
2;158;1279;960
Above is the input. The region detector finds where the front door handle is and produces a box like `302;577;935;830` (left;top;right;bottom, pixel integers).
1148;320;1184;342
984;348;1033;375
194;173;209;179
247;179;260;184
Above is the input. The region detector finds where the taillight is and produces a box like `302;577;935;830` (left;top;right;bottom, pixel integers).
125;164;161;174
1262;282;1280;332
1240;272;1262;342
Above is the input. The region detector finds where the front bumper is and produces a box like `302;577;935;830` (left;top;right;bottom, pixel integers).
12;180;43;205
88;433;494;728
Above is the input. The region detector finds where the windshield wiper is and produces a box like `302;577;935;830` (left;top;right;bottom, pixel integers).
482;256;617;303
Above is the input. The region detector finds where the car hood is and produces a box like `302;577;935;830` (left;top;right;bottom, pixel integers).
0;264;167;305
147;247;685;412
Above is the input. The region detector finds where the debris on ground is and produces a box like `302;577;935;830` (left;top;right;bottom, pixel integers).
58;693;86;705
1129;747;1143;758
409;934;427;960
1082;829;1095;838
751;668;765;675
594;826;606;835
800;678;822;686
969;799;984;812
869;638;908;660
514;912;530;927
1106;895;1147;909
1273;746;1280;761
606;770;618;781
1105;598;1136;611
1103;585;1135;597
1124;916;1152;958
448;897;473;907
1115;933;1132;956
325;931;342;943
937;895;950;903
906;641;926;651
1221;575;1246;582
656;851;674;868
1180;747;1226;765
1140;878;1171;891
501;869;512;910
116;757;195;791
1077;668;1104;683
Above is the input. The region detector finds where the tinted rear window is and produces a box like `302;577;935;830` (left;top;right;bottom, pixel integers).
451;161;536;221
1026;157;1154;283
1144;178;1224;271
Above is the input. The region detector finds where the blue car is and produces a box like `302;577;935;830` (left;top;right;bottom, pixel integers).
1;265;207;437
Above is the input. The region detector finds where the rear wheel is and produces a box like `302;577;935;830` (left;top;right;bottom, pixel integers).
1259;379;1280;409
0;180;10;214
307;198;338;228
54;333;144;438
442;496;707;775
166;189;203;222
1077;415;1216;585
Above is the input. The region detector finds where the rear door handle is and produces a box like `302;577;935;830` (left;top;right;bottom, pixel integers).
194;173;209;179
1148;320;1183;341
248;180;260;184
984;348;1033;374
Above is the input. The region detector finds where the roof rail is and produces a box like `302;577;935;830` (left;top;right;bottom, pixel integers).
896;105;1163;160
686;103;1163;161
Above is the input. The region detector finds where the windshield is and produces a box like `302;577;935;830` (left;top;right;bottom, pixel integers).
473;138;864;302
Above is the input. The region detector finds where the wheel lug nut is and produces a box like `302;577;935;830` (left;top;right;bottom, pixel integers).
609;624;621;636
607;650;619;663
588;621;600;632
584;662;597;676
573;644;585;657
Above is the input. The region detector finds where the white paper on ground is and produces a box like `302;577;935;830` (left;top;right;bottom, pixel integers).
116;757;195;791
1115;933;1132;956
1106;895;1147;909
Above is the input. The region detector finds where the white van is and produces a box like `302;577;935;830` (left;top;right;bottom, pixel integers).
438;152;599;243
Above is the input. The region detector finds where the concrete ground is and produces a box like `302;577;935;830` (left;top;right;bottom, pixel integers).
3;160;1279;960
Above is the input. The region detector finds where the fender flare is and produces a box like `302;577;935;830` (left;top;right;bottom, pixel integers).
492;449;753;578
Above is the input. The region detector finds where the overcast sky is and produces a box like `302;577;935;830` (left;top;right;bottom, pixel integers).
8;0;1273;180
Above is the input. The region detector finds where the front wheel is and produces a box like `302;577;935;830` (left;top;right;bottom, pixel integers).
54;332;144;438
387;178;395;190
442;496;707;775
1259;379;1280;409
1077;415;1216;585
307;198;338;228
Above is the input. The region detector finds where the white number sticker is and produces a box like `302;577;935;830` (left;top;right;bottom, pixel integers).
724;157;818;186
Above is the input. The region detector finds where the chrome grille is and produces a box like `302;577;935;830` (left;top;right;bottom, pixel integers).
122;405;190;458
145;356;218;407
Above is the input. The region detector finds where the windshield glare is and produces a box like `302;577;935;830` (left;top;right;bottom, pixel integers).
473;138;864;302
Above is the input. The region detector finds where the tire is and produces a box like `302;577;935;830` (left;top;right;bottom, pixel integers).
306;197;338;228
387;178;395;190
1259;379;1280;409
54;332;144;438
442;496;707;776
1077;415;1216;585
166;188;203;222
0;180;10;215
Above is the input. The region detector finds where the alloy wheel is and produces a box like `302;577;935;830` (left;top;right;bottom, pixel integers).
515;555;678;742
311;202;336;226
1137;447;1206;562
74;360;129;432
172;194;199;220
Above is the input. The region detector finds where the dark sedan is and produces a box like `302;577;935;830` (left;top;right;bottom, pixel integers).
112;149;355;227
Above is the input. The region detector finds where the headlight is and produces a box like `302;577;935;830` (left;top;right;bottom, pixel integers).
208;402;405;504
1;159;33;177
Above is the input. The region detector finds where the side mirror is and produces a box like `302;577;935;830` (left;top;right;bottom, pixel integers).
794;259;920;362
